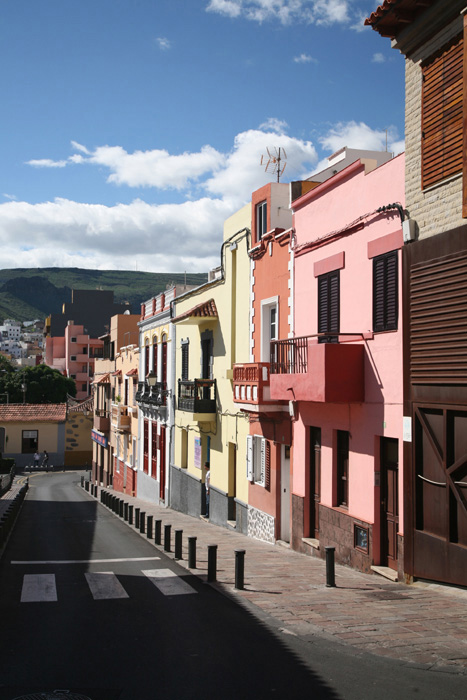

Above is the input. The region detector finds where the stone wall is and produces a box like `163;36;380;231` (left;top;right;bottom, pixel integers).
247;505;275;544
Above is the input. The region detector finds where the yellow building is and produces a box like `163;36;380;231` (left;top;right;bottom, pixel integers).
171;205;252;530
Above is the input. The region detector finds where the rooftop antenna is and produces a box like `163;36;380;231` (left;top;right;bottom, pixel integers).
260;146;287;183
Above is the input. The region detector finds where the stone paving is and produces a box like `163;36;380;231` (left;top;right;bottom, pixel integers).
83;483;467;673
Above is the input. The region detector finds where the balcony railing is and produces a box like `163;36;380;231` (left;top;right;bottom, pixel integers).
93;408;110;433
111;404;131;432
135;380;168;406
269;334;365;403
178;378;217;415
233;362;275;405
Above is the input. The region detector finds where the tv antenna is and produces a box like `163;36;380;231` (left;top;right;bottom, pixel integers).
260;146;287;183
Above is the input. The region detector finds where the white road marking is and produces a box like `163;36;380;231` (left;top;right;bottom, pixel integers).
142;568;197;596
21;574;57;602
11;557;161;565
85;572;129;600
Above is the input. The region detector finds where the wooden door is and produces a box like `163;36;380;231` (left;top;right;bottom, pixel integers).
412;406;467;585
380;437;399;570
309;427;321;538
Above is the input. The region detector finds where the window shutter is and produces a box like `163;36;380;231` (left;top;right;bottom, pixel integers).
318;271;339;342
373;252;398;332
246;435;254;482
260;438;266;486
264;440;271;490
181;343;189;381
422;33;463;189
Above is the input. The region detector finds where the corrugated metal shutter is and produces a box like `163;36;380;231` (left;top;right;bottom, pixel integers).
422;33;463;189
410;250;467;384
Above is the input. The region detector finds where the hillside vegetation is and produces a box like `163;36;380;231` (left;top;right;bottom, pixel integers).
0;268;208;322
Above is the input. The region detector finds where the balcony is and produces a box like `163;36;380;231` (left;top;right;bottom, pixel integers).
269;335;364;403
135;379;168;408
94;408;110;433
111;403;131;432
233;362;286;411
178;379;217;419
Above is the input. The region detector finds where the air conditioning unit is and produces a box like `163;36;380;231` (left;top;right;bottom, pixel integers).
403;218;416;243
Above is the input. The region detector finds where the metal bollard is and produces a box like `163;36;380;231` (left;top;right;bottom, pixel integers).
207;544;217;582
119;499;124;517
188;536;197;569
124;502;129;521
85;481;89;492
235;549;245;590
147;515;153;539
174;529;183;560
81;476;84;487
140;512;146;534
155;519;162;545
164;524;171;552
128;504;134;525
135;508;140;529
325;546;336;587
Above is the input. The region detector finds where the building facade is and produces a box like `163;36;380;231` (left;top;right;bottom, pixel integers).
366;0;467;586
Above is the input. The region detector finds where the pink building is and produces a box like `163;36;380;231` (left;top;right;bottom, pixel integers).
45;321;103;400
270;153;405;578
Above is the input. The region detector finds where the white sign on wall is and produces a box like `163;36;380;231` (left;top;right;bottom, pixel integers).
403;416;412;442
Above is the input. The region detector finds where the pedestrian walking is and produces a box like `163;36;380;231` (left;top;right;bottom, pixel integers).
34;451;40;468
204;462;210;518
42;450;49;469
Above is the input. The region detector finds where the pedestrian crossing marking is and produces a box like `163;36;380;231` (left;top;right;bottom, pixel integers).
85;572;129;600
21;573;57;603
142;568;197;596
12;556;161;565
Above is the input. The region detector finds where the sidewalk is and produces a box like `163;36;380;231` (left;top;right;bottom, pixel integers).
87;483;464;672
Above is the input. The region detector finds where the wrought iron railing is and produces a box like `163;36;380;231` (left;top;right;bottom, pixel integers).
178;378;217;413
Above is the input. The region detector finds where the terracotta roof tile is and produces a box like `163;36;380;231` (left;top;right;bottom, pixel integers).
365;0;436;38
173;299;218;323
0;404;67;423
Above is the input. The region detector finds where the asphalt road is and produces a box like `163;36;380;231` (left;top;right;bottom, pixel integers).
0;473;465;700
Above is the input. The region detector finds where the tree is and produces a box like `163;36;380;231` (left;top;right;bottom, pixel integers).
0;360;76;404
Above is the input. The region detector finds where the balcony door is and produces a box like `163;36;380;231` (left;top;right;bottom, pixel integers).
261;297;278;362
318;271;339;343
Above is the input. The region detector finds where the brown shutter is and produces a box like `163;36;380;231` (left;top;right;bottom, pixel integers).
318;271;339;343
410;250;467;385
373;251;398;332
422;33;463;190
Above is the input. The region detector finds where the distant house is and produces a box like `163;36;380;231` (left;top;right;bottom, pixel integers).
0;403;93;469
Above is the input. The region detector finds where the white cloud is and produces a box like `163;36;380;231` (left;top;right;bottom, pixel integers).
2;193;17;201
27;158;69;168
293;53;317;63
372;52;385;63
0;197;230;272
156;37;171;50
12;120;403;273
206;0;358;26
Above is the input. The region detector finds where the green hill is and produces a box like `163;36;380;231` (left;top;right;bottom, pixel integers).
0;268;208;323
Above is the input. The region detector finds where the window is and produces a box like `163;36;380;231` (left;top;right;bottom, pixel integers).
256;200;267;241
70;355;77;361
22;430;38;454
152;336;158;376
71;337;77;343
81;383;87;392
318;271;339;343
336;430;349;508
422;33;463;190
246;435;270;488
181;340;189;381
373;251;398;332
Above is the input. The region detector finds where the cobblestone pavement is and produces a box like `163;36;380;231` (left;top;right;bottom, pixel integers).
7;475;467;672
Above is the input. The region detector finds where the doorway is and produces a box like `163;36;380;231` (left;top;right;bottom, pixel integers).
380;437;399;570
281;445;290;542
309;427;321;538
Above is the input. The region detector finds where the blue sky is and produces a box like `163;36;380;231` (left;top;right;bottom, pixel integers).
0;0;404;273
